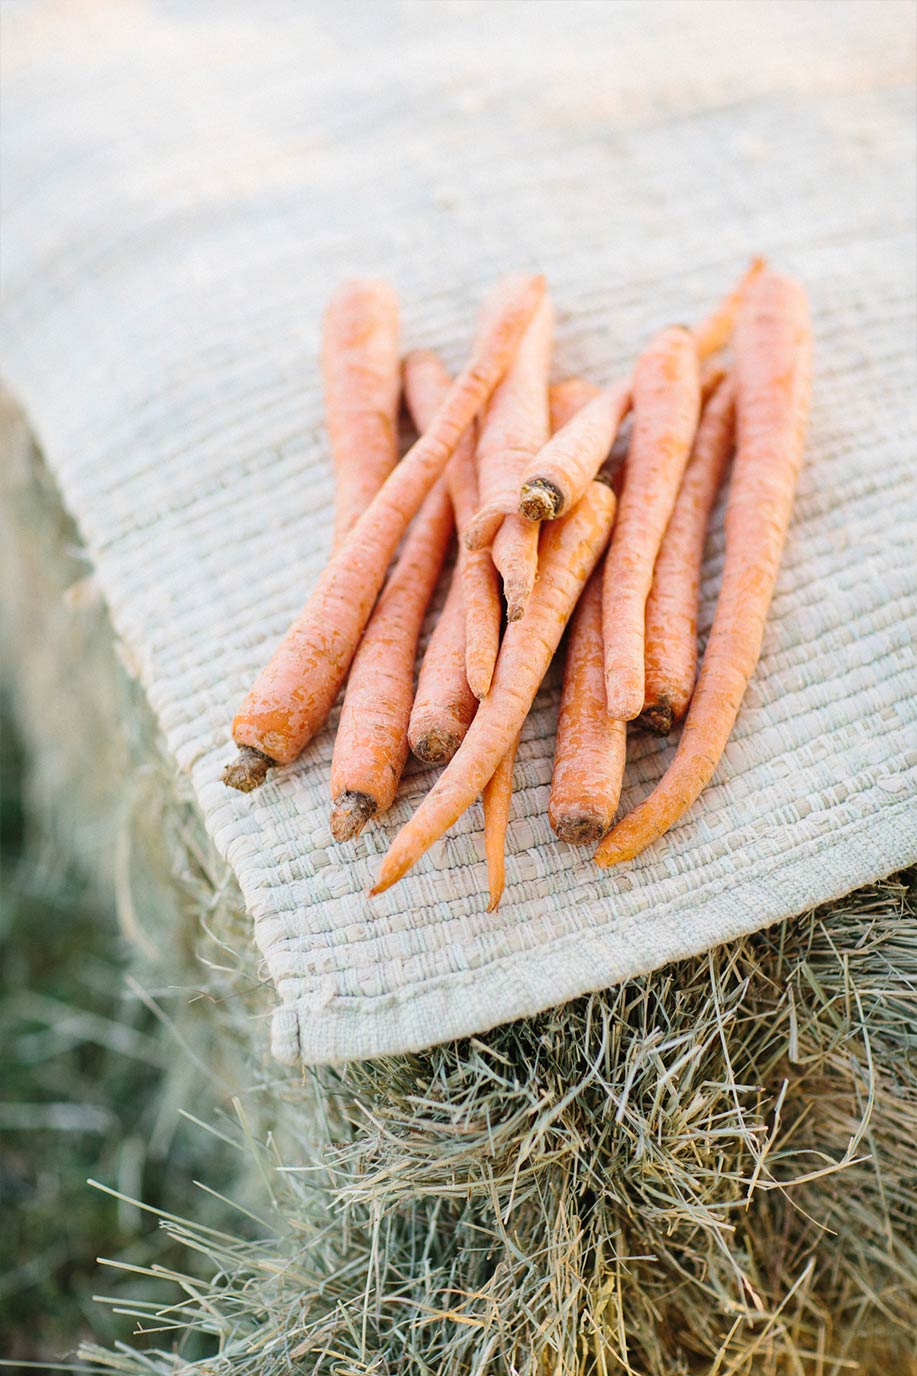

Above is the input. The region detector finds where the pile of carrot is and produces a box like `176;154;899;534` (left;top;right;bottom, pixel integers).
224;262;812;907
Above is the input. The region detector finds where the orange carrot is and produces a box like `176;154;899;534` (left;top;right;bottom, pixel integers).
408;571;478;764
700;363;727;406
602;326;701;722
518;381;630;522
513;267;759;535
596;271;812;866
549;572;626;844
640;375;736;735
549;378;601;433
321;279;401;550
470;297;554;619
692;256;766;360
403;350;501;700
482;734;519;910
466;376;610;547
462;299;552;546
223;273;545;791
330;476;454;839
370;478;617;894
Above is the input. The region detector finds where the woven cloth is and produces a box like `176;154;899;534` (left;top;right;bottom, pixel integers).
2;0;915;1065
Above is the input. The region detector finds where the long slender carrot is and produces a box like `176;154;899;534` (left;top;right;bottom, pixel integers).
370;478;617;894
549;572;626;844
482;734;519;910
223;273;545;791
471;296;554;619
322;279;401;550
601;326;701;722
640;375;737;735
462;297;553;547
596;271;812;866
330;476;454;839
403;350;501;700
518;381;630;522
408;572;478;764
549;378;601;433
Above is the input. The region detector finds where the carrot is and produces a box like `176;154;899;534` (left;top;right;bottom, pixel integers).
469;297;554;619
404;349;501;700
595;271;812;866
518;381;630;522
321;279;401;550
408;571;478;764
549;378;601;432
482;735;519;910
692;256;767;360
640;374;736;735
513;267;759;534
370;477;617;894
601;325;701;722
700;363;727;406
549;572;626;844
462;298;552;546
223;273;545;791
330;476;454;839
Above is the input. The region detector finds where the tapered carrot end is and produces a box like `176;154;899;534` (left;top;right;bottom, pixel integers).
519;479;562;523
330;791;377;842
465;512;503;552
466;659;494;701
638;698;674;736
486;884;505;913
605;668;644;724
594;835;627;868
222;745;273;792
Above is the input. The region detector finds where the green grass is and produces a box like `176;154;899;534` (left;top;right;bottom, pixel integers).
0;707;232;1369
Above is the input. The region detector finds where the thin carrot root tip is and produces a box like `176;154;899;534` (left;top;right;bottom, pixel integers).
552;814;609;847
639;698;674;736
505;601;526;623
222;746;273;793
519;479;562;522
330;791;377;842
412;727;462;765
593;840;626;869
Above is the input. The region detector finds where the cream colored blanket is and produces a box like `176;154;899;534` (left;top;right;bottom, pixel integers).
2;0;915;1063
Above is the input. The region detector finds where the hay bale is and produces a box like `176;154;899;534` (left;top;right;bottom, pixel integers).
3;392;916;1372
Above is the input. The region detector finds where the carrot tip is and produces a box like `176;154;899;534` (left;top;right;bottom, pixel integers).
638;698;675;736
593;841;626;869
222;745;273;792
551;814;609;847
518;479;562;522
411;727;462;765
330;791;377;842
486;891;504;912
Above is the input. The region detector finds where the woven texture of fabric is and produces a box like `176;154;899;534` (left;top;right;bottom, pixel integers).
2;0;915;1064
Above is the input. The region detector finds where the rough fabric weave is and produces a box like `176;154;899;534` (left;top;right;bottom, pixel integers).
1;0;915;1064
